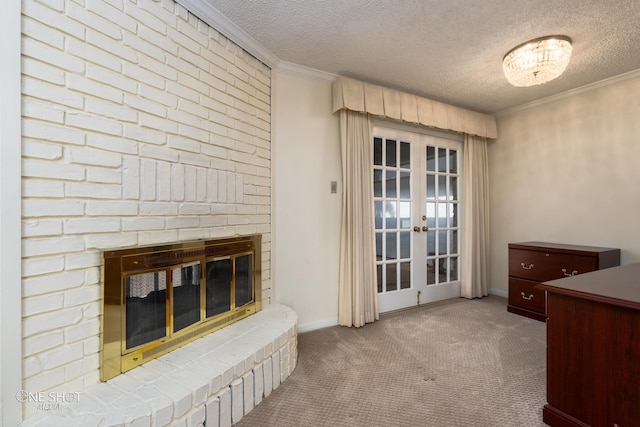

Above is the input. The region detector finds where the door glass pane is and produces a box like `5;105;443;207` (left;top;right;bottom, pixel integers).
374;137;383;166
399;171;410;199
426;229;436;256
450;229;458;254
399;231;411;258
386;233;397;260
437;175;446;200
400;142;410;168
426;174;435;200
450;203;458;227
426;203;436;228
399;202;411;229
400;262;411;289
386;264;397;292
439;258;447;283
437;202;447;227
386;139;396;167
374;169;383;197
438;148;447;172
376;232;383;260
385;201;397;229
427;259;435;285
386;170;397;198
449;149;457;173
450;176;458;200
377;265;383;292
426;146;435;171
450;257;458;281
375;201;383;229
438;230;447;255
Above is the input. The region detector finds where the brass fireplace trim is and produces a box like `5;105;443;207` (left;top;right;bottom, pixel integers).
100;235;262;381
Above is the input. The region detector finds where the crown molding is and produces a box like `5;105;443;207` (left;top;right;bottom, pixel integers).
496;68;640;118
175;0;280;68
173;0;339;83
276;61;338;82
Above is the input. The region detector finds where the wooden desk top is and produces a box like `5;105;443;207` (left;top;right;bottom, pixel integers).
539;262;640;311
509;241;620;255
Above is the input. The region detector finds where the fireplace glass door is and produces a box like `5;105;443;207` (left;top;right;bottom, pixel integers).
205;253;254;317
172;262;201;332
125;271;168;349
102;235;262;381
235;254;253;307
206;257;232;317
124;253;256;351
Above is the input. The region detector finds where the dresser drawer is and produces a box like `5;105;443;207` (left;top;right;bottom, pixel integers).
508;278;545;314
508;242;620;322
509;248;598;282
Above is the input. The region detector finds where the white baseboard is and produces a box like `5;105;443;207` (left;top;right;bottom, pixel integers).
299;291;509;332
298;317;339;333
490;288;508;298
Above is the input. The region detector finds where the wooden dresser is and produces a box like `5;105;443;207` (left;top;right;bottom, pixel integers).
539;263;640;427
507;242;620;321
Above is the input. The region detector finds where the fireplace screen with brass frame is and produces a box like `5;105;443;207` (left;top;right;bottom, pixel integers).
100;235;261;381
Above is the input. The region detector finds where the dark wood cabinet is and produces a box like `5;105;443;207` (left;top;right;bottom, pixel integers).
507;242;620;321
539;263;640;427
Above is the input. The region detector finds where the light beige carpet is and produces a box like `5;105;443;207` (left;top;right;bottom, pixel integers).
234;295;547;427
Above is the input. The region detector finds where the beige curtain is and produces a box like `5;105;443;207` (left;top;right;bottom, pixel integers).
332;76;497;139
461;134;490;299
338;110;379;327
333;77;496;306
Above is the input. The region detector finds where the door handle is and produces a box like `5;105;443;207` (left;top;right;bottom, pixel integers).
521;292;534;301
413;226;420;232
422;226;429;232
562;268;578;277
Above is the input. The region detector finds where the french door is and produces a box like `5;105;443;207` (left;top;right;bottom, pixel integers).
373;126;462;312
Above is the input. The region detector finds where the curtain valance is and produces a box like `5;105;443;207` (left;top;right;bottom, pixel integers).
332;76;498;139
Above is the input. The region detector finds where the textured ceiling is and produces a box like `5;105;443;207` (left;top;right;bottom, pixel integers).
200;0;640;114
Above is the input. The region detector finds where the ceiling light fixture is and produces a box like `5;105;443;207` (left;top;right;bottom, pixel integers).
503;36;573;87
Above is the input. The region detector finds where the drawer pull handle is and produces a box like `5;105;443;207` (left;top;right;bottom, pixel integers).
521;292;534;301
562;268;578;277
520;263;534;270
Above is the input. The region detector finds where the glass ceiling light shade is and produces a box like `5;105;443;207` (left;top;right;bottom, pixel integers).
503;36;572;87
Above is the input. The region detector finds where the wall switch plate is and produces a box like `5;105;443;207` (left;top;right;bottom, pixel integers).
330;181;337;193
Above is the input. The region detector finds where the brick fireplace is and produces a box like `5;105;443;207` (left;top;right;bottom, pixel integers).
23;303;297;426
19;0;286;424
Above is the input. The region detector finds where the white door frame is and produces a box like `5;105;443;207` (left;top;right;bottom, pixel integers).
373;121;462;313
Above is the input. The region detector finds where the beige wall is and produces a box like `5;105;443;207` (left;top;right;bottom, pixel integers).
489;75;640;295
272;70;341;331
271;69;640;323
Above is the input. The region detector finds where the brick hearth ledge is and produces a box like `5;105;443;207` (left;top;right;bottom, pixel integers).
21;303;298;427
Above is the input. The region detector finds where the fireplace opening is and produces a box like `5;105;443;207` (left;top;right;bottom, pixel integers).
100;235;262;381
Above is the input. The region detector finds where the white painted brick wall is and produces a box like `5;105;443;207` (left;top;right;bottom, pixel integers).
253;363;264;406
217;387;232;427
242;372;254;415
21;0;272;420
